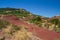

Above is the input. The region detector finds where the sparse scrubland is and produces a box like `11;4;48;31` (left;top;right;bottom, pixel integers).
0;8;60;40
0;8;60;32
0;19;41;40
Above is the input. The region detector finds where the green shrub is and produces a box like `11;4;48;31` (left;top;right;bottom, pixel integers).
0;19;9;30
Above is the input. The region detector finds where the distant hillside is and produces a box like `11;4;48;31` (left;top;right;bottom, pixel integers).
0;8;47;18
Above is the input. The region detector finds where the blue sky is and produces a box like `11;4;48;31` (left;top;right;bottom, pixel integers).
0;0;60;17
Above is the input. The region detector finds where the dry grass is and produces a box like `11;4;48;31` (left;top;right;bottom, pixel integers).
1;24;42;40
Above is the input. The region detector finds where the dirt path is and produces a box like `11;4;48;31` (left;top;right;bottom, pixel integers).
3;16;60;40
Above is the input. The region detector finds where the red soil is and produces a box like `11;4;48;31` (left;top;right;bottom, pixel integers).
3;15;60;40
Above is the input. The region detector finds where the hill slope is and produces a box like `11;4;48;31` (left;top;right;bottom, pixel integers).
0;8;60;40
2;15;60;40
0;8;60;32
